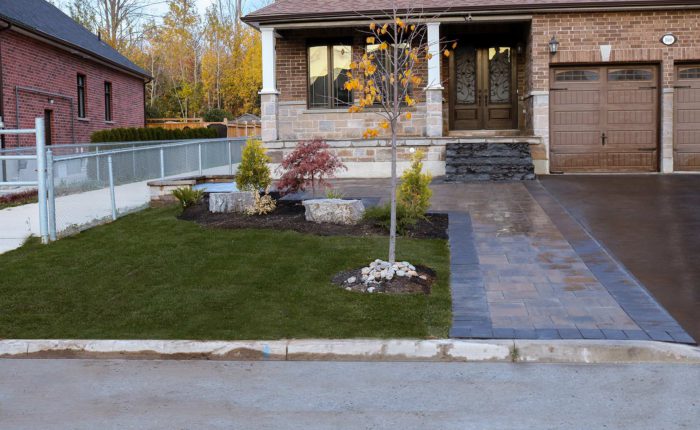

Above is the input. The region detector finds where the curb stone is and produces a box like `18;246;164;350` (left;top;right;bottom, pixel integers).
1;339;698;364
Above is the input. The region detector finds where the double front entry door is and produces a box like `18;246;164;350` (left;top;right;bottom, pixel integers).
449;46;517;130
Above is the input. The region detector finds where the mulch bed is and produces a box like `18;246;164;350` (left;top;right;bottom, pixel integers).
179;199;448;239
332;265;437;295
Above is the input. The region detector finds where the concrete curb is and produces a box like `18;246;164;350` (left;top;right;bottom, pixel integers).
1;339;699;363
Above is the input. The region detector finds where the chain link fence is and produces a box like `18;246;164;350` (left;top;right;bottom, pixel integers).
1;136;248;247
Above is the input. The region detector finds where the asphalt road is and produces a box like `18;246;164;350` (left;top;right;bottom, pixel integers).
1;359;698;429
539;175;700;341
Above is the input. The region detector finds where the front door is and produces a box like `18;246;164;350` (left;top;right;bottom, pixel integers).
450;46;517;130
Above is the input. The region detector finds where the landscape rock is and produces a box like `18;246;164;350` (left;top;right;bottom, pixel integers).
302;199;365;225
209;192;254;213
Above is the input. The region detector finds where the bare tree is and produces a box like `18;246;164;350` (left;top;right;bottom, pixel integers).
345;5;451;264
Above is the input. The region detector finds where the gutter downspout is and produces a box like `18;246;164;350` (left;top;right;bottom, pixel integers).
0;22;12;182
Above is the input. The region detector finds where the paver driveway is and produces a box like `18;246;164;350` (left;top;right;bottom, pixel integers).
540;175;700;342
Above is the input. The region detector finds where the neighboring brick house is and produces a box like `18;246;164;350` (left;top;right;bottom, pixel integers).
0;0;150;148
243;0;700;177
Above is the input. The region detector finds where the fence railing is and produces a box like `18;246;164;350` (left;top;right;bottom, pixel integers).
1;122;251;244
0;118;52;243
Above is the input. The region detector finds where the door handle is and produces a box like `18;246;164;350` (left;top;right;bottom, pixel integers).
601;132;607;146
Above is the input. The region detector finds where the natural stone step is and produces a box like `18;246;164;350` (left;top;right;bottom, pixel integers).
444;141;535;182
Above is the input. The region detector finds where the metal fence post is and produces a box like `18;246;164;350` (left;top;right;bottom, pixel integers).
108;155;117;221
95;146;101;183
35;118;49;245
198;142;203;175
46;148;57;241
228;139;233;175
160;147;165;179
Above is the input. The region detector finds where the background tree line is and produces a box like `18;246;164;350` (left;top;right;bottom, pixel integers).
55;0;265;120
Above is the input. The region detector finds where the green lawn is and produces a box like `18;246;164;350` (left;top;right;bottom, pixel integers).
0;206;451;340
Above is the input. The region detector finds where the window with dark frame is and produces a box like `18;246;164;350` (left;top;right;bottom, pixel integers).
104;82;113;121
77;74;86;118
307;43;353;109
366;43;413;106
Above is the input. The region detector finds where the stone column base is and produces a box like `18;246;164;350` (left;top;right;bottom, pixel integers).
260;92;279;142
425;87;444;138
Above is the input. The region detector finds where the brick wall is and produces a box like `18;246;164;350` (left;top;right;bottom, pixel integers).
529;10;700;91
1;30;145;146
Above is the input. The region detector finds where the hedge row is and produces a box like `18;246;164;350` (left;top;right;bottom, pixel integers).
90;127;218;143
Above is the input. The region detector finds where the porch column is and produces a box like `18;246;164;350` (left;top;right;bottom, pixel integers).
259;26;279;142
425;22;443;138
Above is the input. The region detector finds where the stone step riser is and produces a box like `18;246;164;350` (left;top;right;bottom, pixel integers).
445;141;536;182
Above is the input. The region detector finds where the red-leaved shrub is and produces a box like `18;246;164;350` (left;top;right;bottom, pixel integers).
276;139;347;195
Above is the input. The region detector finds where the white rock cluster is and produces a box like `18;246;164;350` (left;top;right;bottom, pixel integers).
349;259;419;286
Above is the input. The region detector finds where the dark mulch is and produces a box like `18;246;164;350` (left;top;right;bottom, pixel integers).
179;199;448;239
332;265;437;295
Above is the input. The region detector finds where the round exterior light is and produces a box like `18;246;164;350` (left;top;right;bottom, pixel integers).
660;33;677;46
549;36;559;54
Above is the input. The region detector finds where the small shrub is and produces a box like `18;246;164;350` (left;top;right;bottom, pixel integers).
0;189;38;209
398;149;432;218
90;127;218;143
245;187;276;216
202;108;233;122
235;139;272;192
363;203;418;235
325;189;345;199
172;187;204;209
276;139;347;196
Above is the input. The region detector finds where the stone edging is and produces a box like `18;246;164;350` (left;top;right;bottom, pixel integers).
1;339;698;364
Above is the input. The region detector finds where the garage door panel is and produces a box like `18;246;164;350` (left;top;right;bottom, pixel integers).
674;65;700;171
551;152;602;170
551;90;600;105
552;131;600;146
607;110;654;124
607;89;655;104
550;65;659;173
606;152;656;170
607;130;655;146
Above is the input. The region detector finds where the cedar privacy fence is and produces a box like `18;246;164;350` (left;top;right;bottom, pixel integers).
0;118;250;243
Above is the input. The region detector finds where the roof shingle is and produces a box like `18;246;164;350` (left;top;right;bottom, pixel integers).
244;0;696;23
0;0;149;78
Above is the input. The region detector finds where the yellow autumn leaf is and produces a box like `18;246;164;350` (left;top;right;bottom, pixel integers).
366;37;375;44
379;120;389;129
444;50;451;57
370;22;376;30
405;112;412;120
452;42;458;49
380;42;388;50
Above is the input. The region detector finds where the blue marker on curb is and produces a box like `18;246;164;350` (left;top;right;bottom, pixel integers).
263;344;270;360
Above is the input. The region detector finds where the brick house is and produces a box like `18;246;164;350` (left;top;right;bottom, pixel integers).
0;0;150;148
242;0;700;177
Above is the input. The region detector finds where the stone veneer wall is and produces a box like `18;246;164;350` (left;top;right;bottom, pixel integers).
528;10;700;173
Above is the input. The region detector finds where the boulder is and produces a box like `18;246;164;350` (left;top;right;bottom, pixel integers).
302;199;365;225
209;192;254;213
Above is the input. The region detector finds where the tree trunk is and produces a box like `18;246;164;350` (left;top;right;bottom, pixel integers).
388;13;399;265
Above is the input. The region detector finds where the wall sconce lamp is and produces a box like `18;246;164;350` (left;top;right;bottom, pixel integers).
549;36;559;55
48;98;55;104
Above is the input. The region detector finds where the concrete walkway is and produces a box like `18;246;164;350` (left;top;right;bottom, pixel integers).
2;359;698;429
0;166;233;254
0;180;150;254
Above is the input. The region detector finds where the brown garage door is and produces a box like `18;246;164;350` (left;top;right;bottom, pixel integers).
674;65;700;171
550;65;659;172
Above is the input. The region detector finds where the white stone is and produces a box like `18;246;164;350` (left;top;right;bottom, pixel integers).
302;199;365;225
367;287;375;293
361;267;370;275
397;270;406;277
408;270;418;277
209;192;255;213
347;276;356;284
